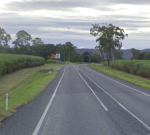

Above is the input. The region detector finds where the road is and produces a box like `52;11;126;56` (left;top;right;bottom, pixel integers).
1;64;150;135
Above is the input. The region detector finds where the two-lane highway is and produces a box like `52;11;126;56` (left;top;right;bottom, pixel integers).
1;65;150;135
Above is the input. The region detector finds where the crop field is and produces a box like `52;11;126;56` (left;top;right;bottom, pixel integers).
110;60;150;78
0;53;45;76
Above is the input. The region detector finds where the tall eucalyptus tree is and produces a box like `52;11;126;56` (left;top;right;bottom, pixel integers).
65;42;77;62
90;23;128;66
0;27;11;53
12;30;32;54
32;37;44;45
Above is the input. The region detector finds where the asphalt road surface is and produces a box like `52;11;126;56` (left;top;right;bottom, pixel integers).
1;64;150;135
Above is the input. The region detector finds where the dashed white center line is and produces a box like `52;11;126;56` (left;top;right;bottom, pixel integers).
73;66;108;112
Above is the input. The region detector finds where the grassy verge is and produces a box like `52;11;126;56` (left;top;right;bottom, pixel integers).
90;64;150;90
0;64;61;122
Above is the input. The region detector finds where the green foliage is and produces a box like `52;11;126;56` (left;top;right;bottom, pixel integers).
145;52;150;60
56;42;82;62
114;50;123;60
0;26;83;62
110;60;150;78
136;52;146;60
71;52;83;62
12;30;32;47
82;52;91;62
32;37;44;45
82;52;101;63
0;53;45;76
131;48;140;59
91;53;101;63
12;30;32;54
0;27;11;53
65;42;77;61
56;43;64;61
30;44;56;60
90;23;128;65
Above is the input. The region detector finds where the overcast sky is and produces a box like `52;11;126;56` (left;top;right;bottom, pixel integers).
0;0;150;49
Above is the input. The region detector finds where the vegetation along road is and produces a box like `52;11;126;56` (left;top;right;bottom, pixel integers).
0;64;150;134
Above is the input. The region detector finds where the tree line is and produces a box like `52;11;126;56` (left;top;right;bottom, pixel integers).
1;24;128;63
131;48;150;60
0;27;88;62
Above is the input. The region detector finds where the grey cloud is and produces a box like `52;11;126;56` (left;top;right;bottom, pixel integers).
4;0;98;11
4;0;150;12
1;10;150;49
103;0;150;5
1;13;150;30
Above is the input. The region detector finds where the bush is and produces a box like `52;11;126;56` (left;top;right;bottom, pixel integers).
0;53;45;76
110;60;150;78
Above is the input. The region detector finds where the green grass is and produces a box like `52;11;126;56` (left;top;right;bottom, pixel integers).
46;59;58;63
0;64;61;122
90;64;150;90
0;53;45;76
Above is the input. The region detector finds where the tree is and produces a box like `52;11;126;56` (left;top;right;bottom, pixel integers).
90;23;128;66
95;45;104;63
71;52;83;62
131;48;140;59
30;44;56;59
2;34;11;53
145;52;150;60
56;43;80;62
87;52;92;63
0;27;11;53
114;50;123;60
137;52;146;60
92;53;101;63
12;30;32;54
56;43;65;61
0;27;6;46
65;42;77;62
32;37;44;45
82;52;90;62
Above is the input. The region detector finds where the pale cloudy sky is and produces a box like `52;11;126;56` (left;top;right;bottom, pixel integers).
0;0;150;49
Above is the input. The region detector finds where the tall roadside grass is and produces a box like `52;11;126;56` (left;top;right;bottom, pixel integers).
0;53;45;76
90;64;150;89
110;60;150;78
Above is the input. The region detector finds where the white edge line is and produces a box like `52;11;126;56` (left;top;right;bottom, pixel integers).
32;66;66;135
73;66;108;112
79;66;150;131
85;64;150;97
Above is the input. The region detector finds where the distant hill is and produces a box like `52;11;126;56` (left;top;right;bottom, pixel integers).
76;48;150;60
